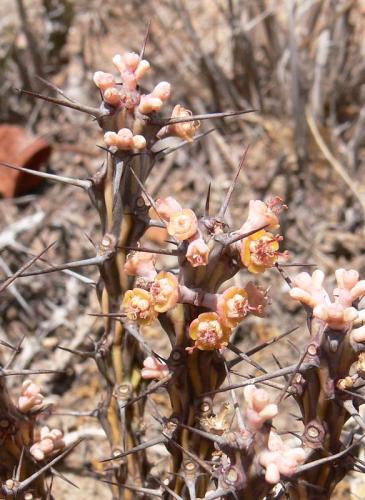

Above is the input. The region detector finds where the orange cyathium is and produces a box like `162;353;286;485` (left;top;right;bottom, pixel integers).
188;312;231;352
217;287;249;328
241;230;283;274
151;271;180;313
122;288;158;325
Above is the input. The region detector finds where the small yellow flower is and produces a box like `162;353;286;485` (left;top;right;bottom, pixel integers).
217;287;249;328
241;230;282;274
188;312;231;352
167;209;198;241
151;271;179;313
122;288;157;325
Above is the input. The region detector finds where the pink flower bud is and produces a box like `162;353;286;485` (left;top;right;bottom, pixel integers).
155;197;182;222
186;238;209;267
123;52;140;71
93;71;116;91
124;251;156;280
335;269;359;290
112;54;125;73
244;386;278;430
352;325;365;343
104;131;119;147
132;135;147;150
30;426;65;461
290;269;364;330
240;198;286;233
138;95;163;114
116;128;134;149
350;281;365;302
18;379;44;413
103;87;121;106
135;59;151;80
259;432;305;484
151;81;171;101
141;356;170;380
122;72;137;91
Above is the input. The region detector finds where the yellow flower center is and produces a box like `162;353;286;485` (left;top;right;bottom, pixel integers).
226;294;247;318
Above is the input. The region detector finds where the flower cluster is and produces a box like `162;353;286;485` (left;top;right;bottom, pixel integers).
17;379;43;413
122;271;179;324
290;269;365;332
155;197;211;266
30;426;65;461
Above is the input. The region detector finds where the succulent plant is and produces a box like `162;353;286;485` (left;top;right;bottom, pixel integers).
0;32;364;500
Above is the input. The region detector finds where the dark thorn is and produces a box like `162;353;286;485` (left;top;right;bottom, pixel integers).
17;88;101;118
18;440;83;491
228;326;299;368
223;224;269;246
205;182;211;216
99;436;166;462
140;20;152;60
218;147;249;218
122;245;178;256
156;109;257;126
0;162;91;189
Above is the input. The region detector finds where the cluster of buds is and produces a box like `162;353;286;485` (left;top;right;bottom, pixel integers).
104;128;146;151
258;431;306;484
187;284;267;352
243;386;278;431
30;427;65;461
17;380;43;413
239;198;288;274
290;269;365;333
93;51;171;114
155;197;211;266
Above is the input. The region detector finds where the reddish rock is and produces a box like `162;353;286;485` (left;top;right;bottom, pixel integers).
0;125;52;198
